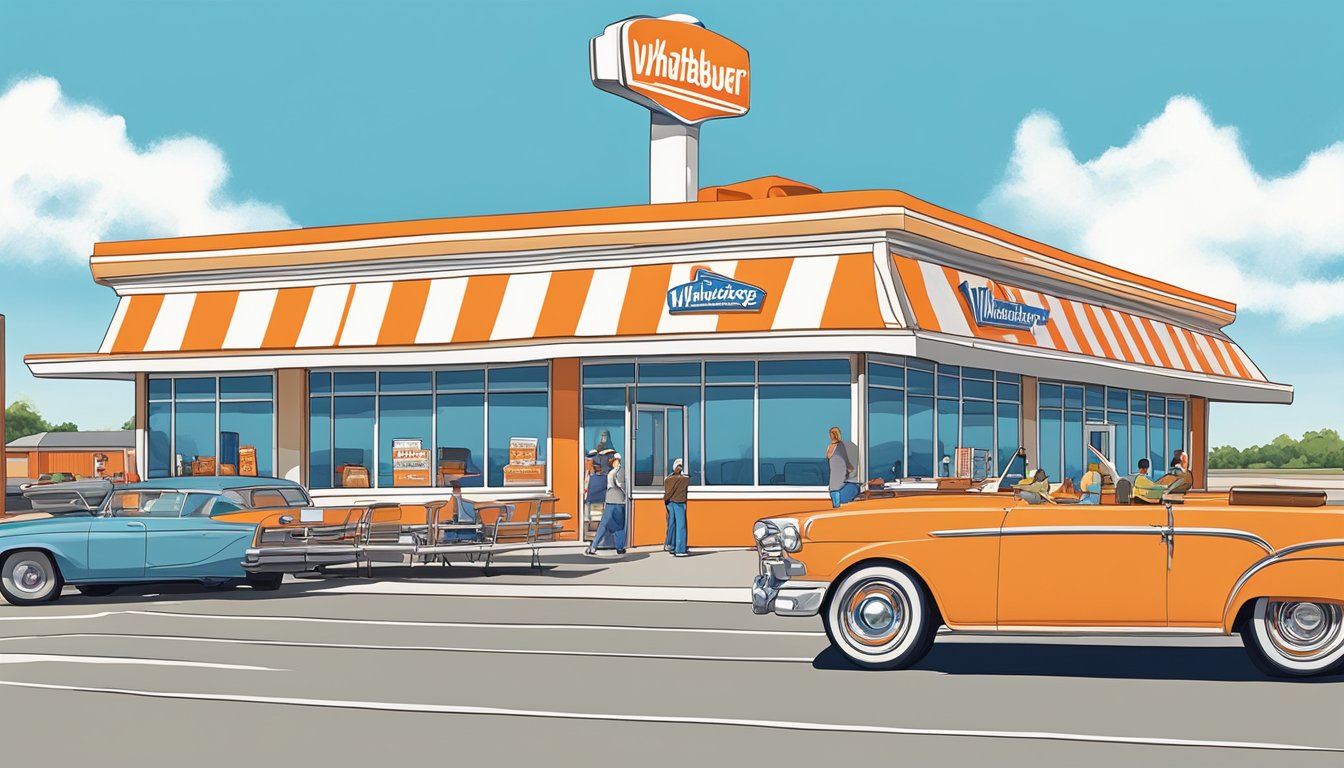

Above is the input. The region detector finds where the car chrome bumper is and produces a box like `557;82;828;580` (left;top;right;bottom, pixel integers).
242;546;360;573
751;552;826;617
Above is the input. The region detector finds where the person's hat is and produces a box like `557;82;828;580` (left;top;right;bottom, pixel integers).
611;452;622;461
672;458;684;470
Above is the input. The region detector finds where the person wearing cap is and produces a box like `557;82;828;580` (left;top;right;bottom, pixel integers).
663;458;690;557
586;452;627;556
1013;468;1052;505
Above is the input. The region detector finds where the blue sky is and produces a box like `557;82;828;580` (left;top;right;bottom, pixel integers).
2;0;1343;446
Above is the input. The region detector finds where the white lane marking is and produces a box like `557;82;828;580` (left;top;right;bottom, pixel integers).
0;653;277;671
6;633;814;664
0;680;1337;753
310;581;752;603
0;609;823;637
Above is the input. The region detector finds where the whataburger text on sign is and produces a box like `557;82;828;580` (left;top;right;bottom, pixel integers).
591;16;751;125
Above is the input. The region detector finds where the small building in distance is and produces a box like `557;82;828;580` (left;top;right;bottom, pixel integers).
5;430;135;481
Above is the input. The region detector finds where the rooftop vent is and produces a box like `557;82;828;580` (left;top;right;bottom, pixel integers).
698;176;821;202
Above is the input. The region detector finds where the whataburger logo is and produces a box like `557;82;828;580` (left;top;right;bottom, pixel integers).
667;268;764;314
628;36;749;114
958;281;1050;331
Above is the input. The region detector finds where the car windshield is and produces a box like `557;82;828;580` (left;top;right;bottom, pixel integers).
104;489;213;517
247;487;309;509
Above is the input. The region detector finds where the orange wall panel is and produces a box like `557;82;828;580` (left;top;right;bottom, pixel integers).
550;359;581;540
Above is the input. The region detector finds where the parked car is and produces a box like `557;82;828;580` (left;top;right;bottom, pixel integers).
21;478;115;513
0;477;312;605
753;485;1344;678
4;479;34;513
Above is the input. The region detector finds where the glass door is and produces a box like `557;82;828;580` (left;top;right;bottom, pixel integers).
631;404;688;544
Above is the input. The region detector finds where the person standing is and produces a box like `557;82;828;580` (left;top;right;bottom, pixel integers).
826;426;856;508
586;453;627;556
663;458;689;557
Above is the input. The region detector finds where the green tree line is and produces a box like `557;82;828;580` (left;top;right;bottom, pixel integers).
1209;429;1344;470
4;400;134;444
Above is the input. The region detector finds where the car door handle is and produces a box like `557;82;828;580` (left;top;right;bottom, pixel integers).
126;522;139;528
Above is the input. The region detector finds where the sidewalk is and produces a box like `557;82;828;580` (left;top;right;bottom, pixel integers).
307;545;760;604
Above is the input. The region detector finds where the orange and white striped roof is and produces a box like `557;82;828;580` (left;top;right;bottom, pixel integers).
892;255;1267;383
100;253;890;354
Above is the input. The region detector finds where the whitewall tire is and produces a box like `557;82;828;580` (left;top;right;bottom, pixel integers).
823;564;939;670
0;550;62;605
1244;597;1344;677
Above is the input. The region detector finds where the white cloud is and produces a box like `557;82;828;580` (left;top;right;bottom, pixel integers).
0;76;294;263
981;96;1344;327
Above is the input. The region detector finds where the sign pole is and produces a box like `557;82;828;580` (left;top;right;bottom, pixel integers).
0;314;6;517
650;112;699;204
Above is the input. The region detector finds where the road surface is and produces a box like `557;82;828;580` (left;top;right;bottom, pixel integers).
0;579;1339;767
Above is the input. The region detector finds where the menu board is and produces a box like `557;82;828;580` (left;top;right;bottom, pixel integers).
954;448;973;479
509;437;539;465
239;446;258;477
504;436;545;486
392;438;431;487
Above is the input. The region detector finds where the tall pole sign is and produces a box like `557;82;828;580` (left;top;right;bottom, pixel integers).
590;14;751;204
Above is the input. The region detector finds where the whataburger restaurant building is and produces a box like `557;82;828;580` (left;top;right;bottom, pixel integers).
25;178;1291;546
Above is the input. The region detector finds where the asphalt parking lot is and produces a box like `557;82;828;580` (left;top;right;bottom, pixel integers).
0;574;1339;767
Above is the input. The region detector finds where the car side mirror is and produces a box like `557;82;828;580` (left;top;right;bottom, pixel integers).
278;515;294;525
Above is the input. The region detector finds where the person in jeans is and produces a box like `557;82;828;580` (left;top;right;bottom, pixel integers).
826;426;856;508
586;453;627;556
663;458;689;557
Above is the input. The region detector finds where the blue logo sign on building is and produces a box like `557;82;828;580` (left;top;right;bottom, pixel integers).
666;268;765;314
958;280;1050;331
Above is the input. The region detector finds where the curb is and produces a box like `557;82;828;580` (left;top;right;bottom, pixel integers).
312;581;752;604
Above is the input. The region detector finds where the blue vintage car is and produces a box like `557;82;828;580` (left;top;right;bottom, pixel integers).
0;477;311;605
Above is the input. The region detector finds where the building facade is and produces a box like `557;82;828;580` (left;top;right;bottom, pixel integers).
27;178;1290;545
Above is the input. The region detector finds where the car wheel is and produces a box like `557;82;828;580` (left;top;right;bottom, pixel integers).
76;584;119;597
199;578;238;590
823;564;939;670
1243;597;1344;677
245;573;283;591
0;550;63;605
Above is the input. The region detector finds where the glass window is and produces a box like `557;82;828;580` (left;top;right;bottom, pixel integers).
1110;410;1129;472
142;491;188;518
907;396;935;477
1168;417;1186;461
963;379;994;401
996;371;1021;385
1039;383;1062;409
758;384;850;486
174;401;215;476
1148;396;1165;416
148;401;172;479
334;371;376;395
436;392;485;488
584;363;635;386
488;391;548;487
962;400;994;459
221;400;274;477
938;364;961;377
1039;408;1062;481
936;399;958;476
309;397;332;489
488;365;547;391
148;378;172;401
638;362;700;384
1085;385;1104;410
868;386;905;482
583;387;626;486
907;368;935;397
221;375;273;400
996;382;1020;402
637;386;702;485
1130;391;1147;414
704;360;754;383
1063;385;1084;410
378;394;433;487
996;402;1020;480
1168;399;1186;418
937;374;960;399
758;358;849;383
1149;414;1166;473
380;371;433;393
174;377;216;401
1107;387;1128;411
868;362;904;390
332;396;375;486
309;372;332;396
436;368;486;392
1063;410;1083;483
964;367;993;381
1129;414;1147;474
704;386;754;485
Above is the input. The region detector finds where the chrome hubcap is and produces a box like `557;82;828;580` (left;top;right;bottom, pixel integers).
13;561;48;594
840;578;911;654
1266;601;1343;660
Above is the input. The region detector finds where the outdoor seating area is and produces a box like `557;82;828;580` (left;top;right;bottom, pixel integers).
243;496;568;576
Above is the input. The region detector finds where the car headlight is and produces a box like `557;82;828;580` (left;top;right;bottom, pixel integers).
752;521;771;543
778;522;801;552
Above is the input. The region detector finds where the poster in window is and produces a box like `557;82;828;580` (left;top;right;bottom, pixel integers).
392;438;431;487
504;436;545;486
954;447;973;479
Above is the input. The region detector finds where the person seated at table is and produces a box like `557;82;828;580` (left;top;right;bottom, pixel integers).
1079;463;1103;505
438;478;479;542
1013;469;1052;505
1161;449;1194;495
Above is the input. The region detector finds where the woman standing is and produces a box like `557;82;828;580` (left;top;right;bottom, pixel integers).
586;453;627;556
826;427;857;508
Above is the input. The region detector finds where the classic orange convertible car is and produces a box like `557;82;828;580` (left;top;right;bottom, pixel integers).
752;486;1344;678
